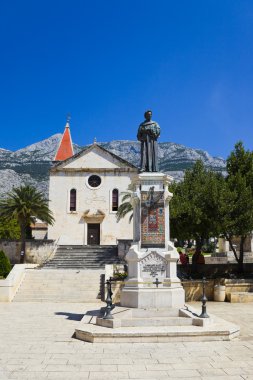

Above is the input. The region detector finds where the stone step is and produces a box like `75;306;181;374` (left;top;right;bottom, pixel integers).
44;257;121;260
77;321;240;343
43;262;114;265
42;244;121;270
131;309;179;318
22;279;101;282
120;317;193;327
15;283;101;290
45;256;121;260
26;271;103;274
55;251;118;254
30;269;104;273
12;268;104;303
24;270;103;274
14;292;100;298
20;275;102;279
42;264;107;267
14;297;102;305
42;266;108;269
23;274;103;279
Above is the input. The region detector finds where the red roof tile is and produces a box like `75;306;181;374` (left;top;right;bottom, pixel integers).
54;123;74;161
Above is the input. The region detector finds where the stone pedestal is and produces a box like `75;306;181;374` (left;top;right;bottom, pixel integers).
120;172;185;309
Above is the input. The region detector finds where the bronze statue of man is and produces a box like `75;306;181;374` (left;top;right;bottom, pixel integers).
137;110;160;172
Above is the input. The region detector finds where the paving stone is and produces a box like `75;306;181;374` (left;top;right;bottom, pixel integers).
89;372;129;379
9;372;50;379
167;369;201;377
172;362;213;369
197;368;226;376
128;370;169;378
0;301;253;379
200;377;243;380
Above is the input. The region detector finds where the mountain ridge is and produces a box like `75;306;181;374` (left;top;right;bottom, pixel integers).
0;134;226;196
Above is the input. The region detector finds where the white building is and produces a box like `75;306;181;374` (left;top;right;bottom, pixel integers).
47;122;138;245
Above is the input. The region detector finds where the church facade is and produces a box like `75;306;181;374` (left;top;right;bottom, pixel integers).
47;122;138;245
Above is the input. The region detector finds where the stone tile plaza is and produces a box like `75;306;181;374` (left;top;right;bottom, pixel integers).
0;302;253;379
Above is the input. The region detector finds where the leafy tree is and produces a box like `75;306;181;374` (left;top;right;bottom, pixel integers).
226;141;253;186
0;250;11;278
0;185;54;263
0;218;20;239
219;142;253;272
170;160;223;252
116;192;133;222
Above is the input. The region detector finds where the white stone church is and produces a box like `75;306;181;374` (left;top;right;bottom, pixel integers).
47;121;138;245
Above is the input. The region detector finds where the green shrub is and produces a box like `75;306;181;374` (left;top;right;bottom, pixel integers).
186;247;195;256
0;251;11;278
202;243;216;253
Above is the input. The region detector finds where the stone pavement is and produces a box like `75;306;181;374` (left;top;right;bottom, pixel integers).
0;302;253;379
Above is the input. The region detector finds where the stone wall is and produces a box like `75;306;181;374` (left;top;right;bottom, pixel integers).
224;278;253;296
106;279;215;302
182;279;215;301
178;263;253;278
0;240;56;265
219;236;253;253
108;279;253;302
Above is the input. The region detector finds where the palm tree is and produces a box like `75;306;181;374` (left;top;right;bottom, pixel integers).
116;192;133;222
0;185;54;263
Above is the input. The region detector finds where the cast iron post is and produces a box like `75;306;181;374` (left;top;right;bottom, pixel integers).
103;277;115;319
199;277;209;318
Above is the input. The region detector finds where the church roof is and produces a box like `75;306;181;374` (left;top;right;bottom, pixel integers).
54;120;74;161
52;142;138;170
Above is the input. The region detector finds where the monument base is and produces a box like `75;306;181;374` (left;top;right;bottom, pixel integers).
75;305;240;343
120;287;185;309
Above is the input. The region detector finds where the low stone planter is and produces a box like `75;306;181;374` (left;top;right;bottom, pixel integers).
109;279;215;303
214;285;226;302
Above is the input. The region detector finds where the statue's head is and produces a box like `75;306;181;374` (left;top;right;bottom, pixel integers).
144;110;152;121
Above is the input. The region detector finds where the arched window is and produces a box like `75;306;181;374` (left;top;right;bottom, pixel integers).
70;189;76;211
112;189;119;211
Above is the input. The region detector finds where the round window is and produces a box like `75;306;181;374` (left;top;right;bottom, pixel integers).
88;175;101;188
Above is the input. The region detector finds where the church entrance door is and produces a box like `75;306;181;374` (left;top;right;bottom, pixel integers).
87;224;100;245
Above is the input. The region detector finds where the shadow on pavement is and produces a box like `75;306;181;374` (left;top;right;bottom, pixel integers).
55;312;84;321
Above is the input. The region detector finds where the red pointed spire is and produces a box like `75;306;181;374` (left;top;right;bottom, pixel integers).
54;118;74;161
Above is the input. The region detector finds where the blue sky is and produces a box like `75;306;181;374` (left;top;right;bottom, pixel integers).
1;0;253;159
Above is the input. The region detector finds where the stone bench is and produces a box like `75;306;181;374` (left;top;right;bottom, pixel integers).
227;291;253;303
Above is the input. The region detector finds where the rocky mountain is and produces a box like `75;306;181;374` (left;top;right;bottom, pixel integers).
0;134;226;196
101;140;225;173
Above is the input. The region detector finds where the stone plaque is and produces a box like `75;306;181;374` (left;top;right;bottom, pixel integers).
140;251;166;279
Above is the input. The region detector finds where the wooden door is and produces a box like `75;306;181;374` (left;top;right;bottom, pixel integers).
87;224;100;245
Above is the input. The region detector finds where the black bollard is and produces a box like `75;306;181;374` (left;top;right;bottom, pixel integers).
103;277;115;319
199;277;209;318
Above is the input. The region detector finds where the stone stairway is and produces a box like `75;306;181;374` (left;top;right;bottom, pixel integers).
12;269;104;302
43;245;123;270
97;308;194;328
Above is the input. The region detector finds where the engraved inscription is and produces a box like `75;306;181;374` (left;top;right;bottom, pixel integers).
140;251;166;279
